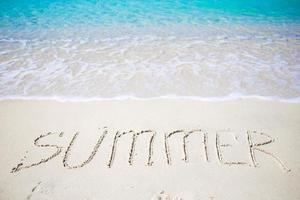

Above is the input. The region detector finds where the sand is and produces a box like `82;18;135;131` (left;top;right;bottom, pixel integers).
0;99;299;200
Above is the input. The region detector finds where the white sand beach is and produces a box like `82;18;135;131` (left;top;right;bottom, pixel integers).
1;0;300;199
0;99;299;199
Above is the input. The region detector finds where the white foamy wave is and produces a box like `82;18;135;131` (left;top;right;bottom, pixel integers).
1;94;300;103
0;24;300;102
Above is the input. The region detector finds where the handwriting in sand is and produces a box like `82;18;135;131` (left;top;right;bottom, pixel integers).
11;127;291;173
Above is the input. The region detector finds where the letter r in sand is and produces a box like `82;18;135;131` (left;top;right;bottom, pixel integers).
247;131;291;172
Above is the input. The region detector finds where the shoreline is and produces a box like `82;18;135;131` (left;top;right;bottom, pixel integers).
0;95;300;103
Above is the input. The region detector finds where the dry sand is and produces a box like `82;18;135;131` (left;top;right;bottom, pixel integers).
0;99;299;200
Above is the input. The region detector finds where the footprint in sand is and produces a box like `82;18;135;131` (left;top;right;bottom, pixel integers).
152;190;183;200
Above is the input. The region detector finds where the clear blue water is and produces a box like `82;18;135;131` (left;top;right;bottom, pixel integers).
0;0;300;101
1;0;300;29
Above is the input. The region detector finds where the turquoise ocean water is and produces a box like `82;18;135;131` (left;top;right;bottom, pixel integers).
0;0;300;101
